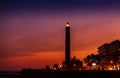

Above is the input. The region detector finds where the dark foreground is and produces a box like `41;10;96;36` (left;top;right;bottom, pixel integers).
0;71;120;78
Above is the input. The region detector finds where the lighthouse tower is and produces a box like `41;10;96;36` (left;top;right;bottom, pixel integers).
65;22;71;68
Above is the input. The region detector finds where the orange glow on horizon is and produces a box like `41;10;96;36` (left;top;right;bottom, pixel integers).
0;49;98;70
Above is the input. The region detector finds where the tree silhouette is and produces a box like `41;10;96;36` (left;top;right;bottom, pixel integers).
62;56;83;70
45;65;50;70
53;64;58;70
71;56;82;70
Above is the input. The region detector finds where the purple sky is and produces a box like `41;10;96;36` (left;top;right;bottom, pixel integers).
0;0;120;70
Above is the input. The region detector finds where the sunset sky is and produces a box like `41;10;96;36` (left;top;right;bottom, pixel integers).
0;0;120;71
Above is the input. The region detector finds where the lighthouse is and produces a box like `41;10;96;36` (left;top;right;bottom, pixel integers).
65;22;71;68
